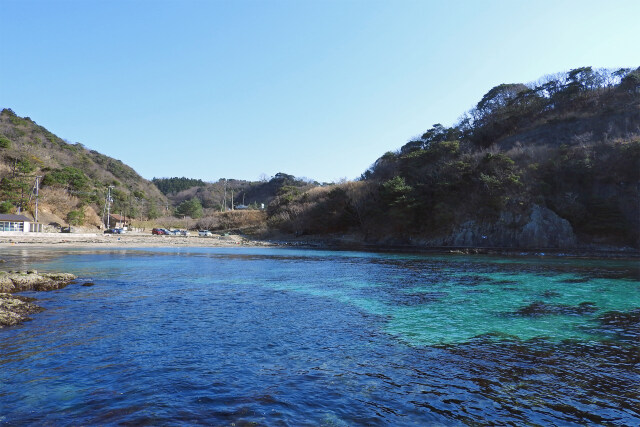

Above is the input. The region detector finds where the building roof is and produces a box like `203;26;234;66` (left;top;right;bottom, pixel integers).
0;214;31;222
109;214;127;221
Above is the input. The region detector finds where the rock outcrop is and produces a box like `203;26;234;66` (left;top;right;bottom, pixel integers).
0;271;76;328
0;293;46;327
420;204;577;249
0;271;76;293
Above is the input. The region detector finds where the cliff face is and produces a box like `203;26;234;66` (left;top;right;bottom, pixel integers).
422;205;577;249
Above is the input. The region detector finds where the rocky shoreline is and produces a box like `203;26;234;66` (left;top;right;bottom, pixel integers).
0;271;77;328
269;235;640;259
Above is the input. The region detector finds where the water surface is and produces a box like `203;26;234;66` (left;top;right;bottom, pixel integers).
1;247;638;425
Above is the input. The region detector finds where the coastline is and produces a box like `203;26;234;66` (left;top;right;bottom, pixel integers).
267;235;640;260
0;231;275;249
1;231;638;259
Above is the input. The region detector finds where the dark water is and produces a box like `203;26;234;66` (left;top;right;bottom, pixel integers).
1;247;638;425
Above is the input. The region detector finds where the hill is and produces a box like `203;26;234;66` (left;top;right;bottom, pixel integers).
155;173;318;212
0;108;167;229
267;67;640;249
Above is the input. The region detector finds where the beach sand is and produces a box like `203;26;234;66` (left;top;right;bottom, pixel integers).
0;231;275;248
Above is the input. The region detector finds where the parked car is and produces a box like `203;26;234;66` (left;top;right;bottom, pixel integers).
152;228;170;235
115;228;126;234
104;228;117;234
180;230;190;236
60;226;75;233
199;230;212;237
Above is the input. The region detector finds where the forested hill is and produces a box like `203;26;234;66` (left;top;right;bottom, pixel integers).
268;67;640;249
152;177;206;195
156;173;317;211
0;108;167;227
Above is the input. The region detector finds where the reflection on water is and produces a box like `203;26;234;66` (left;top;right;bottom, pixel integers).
0;247;638;425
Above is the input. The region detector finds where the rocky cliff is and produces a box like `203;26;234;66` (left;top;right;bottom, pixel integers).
423;205;577;249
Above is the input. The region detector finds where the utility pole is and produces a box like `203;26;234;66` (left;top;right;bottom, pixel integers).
26;176;42;231
223;179;227;211
126;190;131;229
139;198;145;222
102;197;107;226
106;186;114;228
34;176;41;225
231;190;234;211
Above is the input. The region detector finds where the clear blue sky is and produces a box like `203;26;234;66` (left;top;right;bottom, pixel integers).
1;0;638;183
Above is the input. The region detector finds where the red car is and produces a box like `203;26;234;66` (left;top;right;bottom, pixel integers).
152;228;168;235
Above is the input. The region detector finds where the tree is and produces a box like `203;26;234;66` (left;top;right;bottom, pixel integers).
42;167;89;191
381;176;414;208
475;83;529;120
0;135;10;149
0;201;13;214
66;209;85;226
565;66;597;93
147;199;160;220
152;177;206;195
176;197;203;218
619;67;640;93
15;157;36;175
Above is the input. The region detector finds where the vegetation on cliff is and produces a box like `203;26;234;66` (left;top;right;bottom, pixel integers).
268;67;640;248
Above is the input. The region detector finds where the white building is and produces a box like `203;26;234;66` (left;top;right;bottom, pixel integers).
0;214;31;233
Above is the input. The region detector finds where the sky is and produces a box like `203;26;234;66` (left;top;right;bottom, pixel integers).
1;0;639;183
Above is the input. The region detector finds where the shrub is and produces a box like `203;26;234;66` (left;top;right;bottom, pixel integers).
16;157;36;174
0;135;11;149
66;209;85;226
196;211;266;231
43;167;89;190
0;201;13;214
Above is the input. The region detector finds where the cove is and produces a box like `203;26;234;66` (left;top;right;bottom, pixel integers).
1;247;638;425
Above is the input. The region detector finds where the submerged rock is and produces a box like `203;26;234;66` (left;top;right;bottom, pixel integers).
596;309;640;341
0;293;46;328
511;301;598;317
0;271;76;293
399;291;448;306
540;290;562;298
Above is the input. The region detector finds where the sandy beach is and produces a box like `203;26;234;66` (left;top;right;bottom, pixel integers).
0;231;275;248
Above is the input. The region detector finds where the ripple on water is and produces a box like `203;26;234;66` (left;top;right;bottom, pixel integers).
0;248;638;425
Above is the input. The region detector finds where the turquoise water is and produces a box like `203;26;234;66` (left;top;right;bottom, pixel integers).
1;247;638;425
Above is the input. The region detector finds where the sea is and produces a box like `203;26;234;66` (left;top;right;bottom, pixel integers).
1;247;638;425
